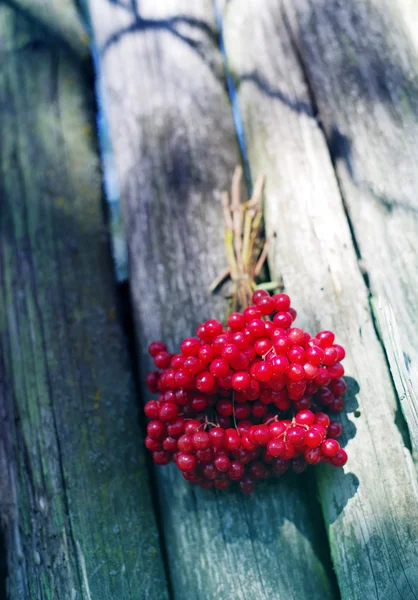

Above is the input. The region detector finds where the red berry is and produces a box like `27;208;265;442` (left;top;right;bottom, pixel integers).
177;453;197;472
231;332;248;349
315;368;331;387
288;328;305;345
244;306;262;322
202;464;217;480
254;338;273;356
256;296;275;315
271;293;291;312
231;371;251;391
250;361;272;382
249;424;271;446
267;438;286;457
210;358;230;378
330;448;348;467
145;436;161;451
222;344;240;363
252;289;269;304
177;434;193;453
305;427;324;448
144;400;160;419
251;401;267;418
153;451;171;465
184;419;201;435
329;378;347;396
234;403;251;420
288;307;297;321
212;333;231;354
191;394;208;412
321;439;340;457
248;318;265;337
329;397;344;413
228;461;245;480
322;346;337;366
225;428;241;451
215;479;231;490
167;418;185;437
317;330;335;348
304;447;322;464
199;344;216;364
273;337;291;357
228;312;246;330
317;388;334;405
306;345;324;365
328;362;345;379
208;427;225;449
147;420;166;440
273;312;292;329
196;372;215;393
162;437;178;452
333;344;346;361
204;319;223;338
216;399;233;417
288;363;305;382
295;410;315;427
184;356;203;375
303;362;318;380
249;461;266;479
159;403;178;422
239;475;256;494
192;430;210;450
148;341;167;357
175;369;192;389
269;421;288;438
328;421;342;439
287;426;306;446
196;448;214;463
171;355;186;371
154;351;172;369
315;412;331;428
270;355;289;374
288;345;306;365
214;454;231;472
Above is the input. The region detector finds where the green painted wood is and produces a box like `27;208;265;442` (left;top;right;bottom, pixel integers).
284;0;418;458
220;1;418;598
0;7;168;599
87;1;337;598
4;0;89;59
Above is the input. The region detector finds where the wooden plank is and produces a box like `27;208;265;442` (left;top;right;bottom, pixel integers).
220;1;418;598
4;0;89;58
0;7;168;599
284;0;418;456
87;1;338;598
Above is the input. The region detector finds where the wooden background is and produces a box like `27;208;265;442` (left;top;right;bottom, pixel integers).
1;0;418;599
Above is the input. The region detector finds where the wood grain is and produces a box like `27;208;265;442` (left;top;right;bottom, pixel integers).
220;0;418;598
87;1;337;598
285;0;418;460
0;7;168;599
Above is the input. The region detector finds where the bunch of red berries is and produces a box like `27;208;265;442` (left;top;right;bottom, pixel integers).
144;290;348;494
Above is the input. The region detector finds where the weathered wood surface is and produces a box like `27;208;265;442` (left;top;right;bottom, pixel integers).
284;0;418;458
0;6;168;599
4;0;89;58
87;1;337;598
220;0;418;598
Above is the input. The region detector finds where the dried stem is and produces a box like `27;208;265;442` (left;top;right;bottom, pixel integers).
213;167;275;317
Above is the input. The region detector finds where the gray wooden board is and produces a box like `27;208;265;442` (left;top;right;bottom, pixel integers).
284;0;418;456
220;0;418;598
0;7;168;599
4;0;89;59
87;0;338;598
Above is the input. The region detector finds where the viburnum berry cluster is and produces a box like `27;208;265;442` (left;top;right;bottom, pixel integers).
144;290;348;494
